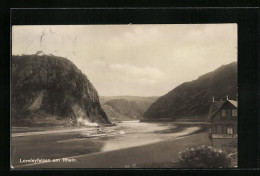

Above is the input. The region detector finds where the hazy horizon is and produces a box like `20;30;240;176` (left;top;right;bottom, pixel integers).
12;24;237;97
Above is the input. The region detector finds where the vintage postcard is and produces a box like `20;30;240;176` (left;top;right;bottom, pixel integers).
11;24;237;169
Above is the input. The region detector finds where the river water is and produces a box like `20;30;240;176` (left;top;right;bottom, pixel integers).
100;122;200;152
12;121;202;168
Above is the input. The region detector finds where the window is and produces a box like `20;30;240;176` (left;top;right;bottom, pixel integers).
227;126;234;134
232;109;237;116
221;109;226;117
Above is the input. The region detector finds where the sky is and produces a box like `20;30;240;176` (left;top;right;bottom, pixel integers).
12;24;237;97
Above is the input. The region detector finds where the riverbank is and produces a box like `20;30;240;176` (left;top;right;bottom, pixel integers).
17;132;211;168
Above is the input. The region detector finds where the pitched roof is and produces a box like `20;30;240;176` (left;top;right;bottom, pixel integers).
208;99;237;119
228;100;237;108
208;101;225;119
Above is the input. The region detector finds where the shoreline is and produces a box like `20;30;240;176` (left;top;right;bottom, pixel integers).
12;121;209;137
15;132;211;169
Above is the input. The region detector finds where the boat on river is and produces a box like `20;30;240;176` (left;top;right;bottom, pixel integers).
78;128;125;138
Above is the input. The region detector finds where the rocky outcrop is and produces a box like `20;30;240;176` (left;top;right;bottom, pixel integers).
12;54;110;126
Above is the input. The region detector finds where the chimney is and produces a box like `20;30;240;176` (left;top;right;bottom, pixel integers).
226;94;229;100
212;97;215;102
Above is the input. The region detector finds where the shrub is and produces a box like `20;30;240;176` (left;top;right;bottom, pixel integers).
177;145;231;168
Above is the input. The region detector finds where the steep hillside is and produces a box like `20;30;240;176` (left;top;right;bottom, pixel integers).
100;96;158;121
12;54;110;126
143;62;237;120
99;96;158;104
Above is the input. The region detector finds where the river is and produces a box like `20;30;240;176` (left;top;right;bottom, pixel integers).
11;121;205;168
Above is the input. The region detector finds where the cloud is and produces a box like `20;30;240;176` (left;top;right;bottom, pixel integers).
12;24;237;96
108;64;164;83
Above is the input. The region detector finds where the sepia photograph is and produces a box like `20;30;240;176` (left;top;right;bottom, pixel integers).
11;24;238;169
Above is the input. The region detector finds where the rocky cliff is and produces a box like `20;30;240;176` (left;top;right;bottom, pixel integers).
12;54;110;126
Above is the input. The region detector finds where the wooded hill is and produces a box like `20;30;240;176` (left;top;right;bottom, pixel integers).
143;62;237;120
12;54;110;126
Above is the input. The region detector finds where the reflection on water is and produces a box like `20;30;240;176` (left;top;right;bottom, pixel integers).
99;122;200;152
11;122;201;167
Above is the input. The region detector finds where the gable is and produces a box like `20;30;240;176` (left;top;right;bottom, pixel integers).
228;100;237;107
221;101;237;109
208;100;237;120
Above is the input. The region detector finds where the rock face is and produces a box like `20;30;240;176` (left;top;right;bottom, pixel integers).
100;96;158;121
143;62;237;120
12;54;110;126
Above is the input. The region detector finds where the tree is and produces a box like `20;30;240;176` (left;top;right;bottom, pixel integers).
177;145;231;168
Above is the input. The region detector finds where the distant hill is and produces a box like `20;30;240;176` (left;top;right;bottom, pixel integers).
143;62;237;120
12;54;110;126
100;96;158;121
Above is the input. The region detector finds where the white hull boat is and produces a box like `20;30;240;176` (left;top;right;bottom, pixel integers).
78;129;125;138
